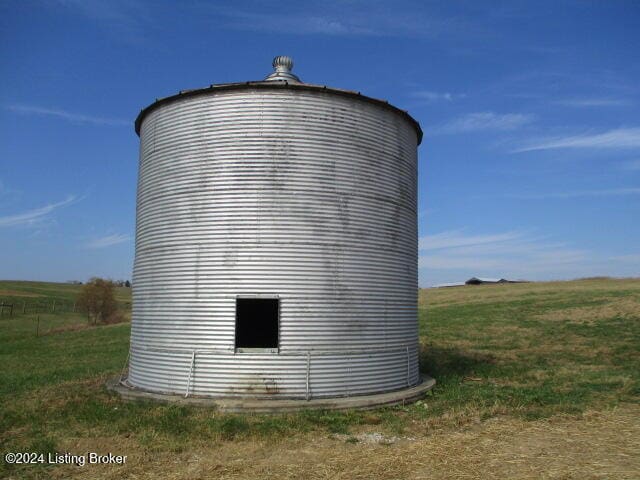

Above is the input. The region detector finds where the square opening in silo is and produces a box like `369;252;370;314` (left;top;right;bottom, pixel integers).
235;298;279;351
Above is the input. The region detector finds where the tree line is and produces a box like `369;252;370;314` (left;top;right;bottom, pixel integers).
68;279;131;287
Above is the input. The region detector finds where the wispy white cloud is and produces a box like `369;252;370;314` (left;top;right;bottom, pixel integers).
493;70;638;104
50;0;147;43
502;188;640;200
0;180;22;210
418;229;588;277
419;230;524;251
0;195;77;227
514;127;640;152
7;105;129;126
85;233;131;249
221;11;373;35
620;159;640;171
432;112;534;134
209;4;469;38
610;253;640;263
410;90;466;103
555;98;631;108
418;208;437;218
54;0;138;24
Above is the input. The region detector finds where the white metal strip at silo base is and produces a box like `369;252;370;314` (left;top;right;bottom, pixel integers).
127;342;421;399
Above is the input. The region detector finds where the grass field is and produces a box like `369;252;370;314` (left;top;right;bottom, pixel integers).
1;278;639;479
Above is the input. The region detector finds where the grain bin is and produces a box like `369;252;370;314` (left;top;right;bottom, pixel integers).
124;56;426;407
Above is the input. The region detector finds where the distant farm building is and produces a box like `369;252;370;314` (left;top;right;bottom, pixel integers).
465;277;525;285
433;282;466;288
433;278;528;288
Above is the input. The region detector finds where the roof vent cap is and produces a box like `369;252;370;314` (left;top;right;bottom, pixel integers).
265;56;301;83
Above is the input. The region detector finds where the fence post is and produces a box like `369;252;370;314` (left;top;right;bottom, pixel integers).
36;316;40;337
23;301;26;314
52;300;56;313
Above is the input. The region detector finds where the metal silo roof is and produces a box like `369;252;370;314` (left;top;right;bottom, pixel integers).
134;57;423;144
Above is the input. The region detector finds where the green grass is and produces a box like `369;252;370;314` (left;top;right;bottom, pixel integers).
1;278;639;478
0;280;131;319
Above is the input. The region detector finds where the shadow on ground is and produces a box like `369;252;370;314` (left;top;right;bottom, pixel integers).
420;344;496;378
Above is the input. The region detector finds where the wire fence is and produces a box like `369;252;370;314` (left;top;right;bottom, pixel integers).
0;300;131;317
0;300;79;316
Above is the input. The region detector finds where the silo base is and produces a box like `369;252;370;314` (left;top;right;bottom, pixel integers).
106;375;435;413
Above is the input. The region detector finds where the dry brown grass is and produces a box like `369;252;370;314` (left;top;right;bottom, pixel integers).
535;297;640;324
40;318;130;336
42;405;640;480
420;278;640;308
0;289;42;297
44;323;93;335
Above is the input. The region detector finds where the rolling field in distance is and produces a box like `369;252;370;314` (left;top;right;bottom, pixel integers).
1;278;638;479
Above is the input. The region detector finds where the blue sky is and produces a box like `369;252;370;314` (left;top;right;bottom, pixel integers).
1;0;639;286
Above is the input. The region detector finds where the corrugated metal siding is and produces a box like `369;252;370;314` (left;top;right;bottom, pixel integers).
129;86;420;398
128;345;420;398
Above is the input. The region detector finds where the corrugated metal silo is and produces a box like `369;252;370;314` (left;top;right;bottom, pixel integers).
126;56;424;403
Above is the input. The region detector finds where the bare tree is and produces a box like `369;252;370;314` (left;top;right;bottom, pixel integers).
76;278;122;325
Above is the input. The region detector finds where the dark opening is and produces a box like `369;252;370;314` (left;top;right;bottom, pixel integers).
235;298;279;350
